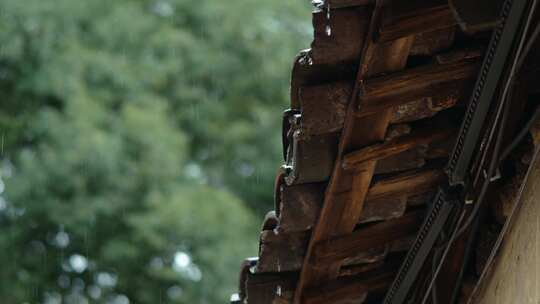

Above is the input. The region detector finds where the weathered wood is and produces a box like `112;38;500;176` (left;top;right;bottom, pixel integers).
390;93;461;124
311;7;370;65
278;139;449;273
366;169;446;201
311;210;425;265
300;81;352;136
283;131;339;185
256;230;388;273
436;46;485;65
358;196;407;224
257;230;310;273
295;31;416;296
365;38;416;76
299;60;477;135
302;266;396;304
375;131;455;174
343;128;455;169
357;60;479;118
378;2;456;42
407;191;437;206
289;51;357;110
278;168;444;232
245;271;297;304
410;27;456;56
374;147;427;174
278;182;326;233
338;260;385;277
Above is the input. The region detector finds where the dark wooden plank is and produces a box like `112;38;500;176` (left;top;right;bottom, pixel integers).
311;6;370;65
366;169;446;201
303;265;396;304
300;59;477;135
278;182;326;233
278;168;445;232
256;230;388;273
378;3;457;42
343;128;456;169
300;81;352;136
358;196;407;224
410;27;456;56
357;60;480;118
294;6;415;298
435;45;485;64
245;271;297;304
257;230;309;273
311;211;425;265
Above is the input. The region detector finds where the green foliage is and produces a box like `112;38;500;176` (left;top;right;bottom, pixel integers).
0;0;310;302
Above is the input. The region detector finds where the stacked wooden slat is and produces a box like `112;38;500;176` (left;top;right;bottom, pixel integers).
231;0;492;303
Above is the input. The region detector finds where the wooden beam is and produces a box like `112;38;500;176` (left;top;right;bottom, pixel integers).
357;60;479;118
343;128;456;169
436;45;485;64
245;271;297;304
256;230;388;273
302;265;396;304
358;196;407;224
366;169;446;201
378;3;456;42
311;210;425;265
300;59;478;135
257;230;309;273
278;168;445;232
294;6;416;298
410;27;456;56
311;6;370;66
300;81;352;136
278;182;326;233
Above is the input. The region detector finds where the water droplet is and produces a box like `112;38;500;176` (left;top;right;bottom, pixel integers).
167;286;183;300
325;25;332;36
173;251;191;269
96;272;117;288
88;285;102;300
69;254;88;273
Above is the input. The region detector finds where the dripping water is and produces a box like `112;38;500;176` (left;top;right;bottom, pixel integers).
325;1;332;36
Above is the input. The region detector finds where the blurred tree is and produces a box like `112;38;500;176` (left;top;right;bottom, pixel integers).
0;0;310;303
